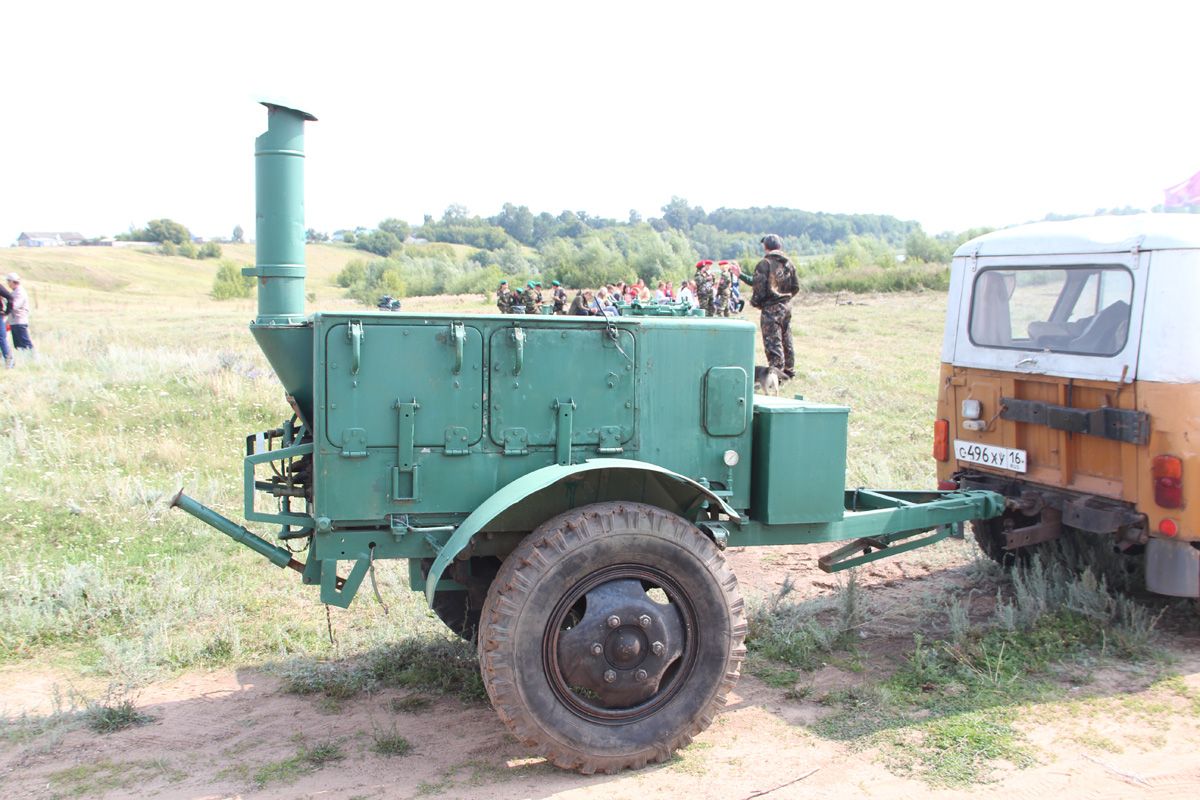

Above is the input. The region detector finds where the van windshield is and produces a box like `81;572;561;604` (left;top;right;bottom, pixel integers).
969;267;1133;356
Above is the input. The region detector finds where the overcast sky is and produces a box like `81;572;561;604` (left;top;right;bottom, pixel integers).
2;1;1195;244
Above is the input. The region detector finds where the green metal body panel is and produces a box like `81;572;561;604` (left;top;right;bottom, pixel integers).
246;103;314;326
726;488;1005;546
422;458;741;605
750;396;849;524
309;312;755;526
615;302;705;317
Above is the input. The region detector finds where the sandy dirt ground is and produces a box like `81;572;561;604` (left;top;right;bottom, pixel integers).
3;543;1199;800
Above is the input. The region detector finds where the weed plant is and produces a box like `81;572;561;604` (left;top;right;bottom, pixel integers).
805;557;1165;787
746;573;868;671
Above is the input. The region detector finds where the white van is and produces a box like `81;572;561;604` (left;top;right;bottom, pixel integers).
935;214;1200;597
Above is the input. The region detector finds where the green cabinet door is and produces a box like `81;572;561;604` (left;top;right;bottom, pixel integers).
324;321;485;450
488;325;637;448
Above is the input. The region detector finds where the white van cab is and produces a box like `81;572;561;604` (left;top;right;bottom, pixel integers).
935;214;1200;597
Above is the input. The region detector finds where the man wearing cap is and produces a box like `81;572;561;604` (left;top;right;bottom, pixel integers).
496;280;515;314
551;280;567;314
5;273;33;355
740;235;798;378
694;261;715;316
520;281;540;314
533;280;545;312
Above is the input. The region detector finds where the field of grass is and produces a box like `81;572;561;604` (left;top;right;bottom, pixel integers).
0;245;945;681
3;245;1194;795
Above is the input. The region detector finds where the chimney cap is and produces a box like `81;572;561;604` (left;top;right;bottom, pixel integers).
260;101;318;122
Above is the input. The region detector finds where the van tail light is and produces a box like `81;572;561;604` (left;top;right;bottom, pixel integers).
1152;455;1183;508
1158;518;1179;537
933;419;950;462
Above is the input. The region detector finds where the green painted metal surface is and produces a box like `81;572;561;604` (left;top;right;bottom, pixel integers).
728;488;1006;547
310;313;755;525
247;103;314;326
422;458;741;605
750;396;849;524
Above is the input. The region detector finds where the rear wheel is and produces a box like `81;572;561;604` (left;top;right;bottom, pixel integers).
972;512;1038;567
478;501;745;774
424;557;500;641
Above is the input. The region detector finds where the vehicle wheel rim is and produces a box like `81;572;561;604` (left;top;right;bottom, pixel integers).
545;564;696;724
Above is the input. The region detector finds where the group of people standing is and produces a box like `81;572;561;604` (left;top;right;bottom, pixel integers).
0;272;33;368
490;234;799;380
496;279;569;315
693;260;745;318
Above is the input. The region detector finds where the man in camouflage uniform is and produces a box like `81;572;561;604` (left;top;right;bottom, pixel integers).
496;280;515;314
714;263;733;317
551;280;568;314
694;260;715;316
740;234;799;378
521;281;541;314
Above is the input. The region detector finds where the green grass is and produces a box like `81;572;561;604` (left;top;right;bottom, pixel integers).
372;727;413;756
84;698;154;734
275;636;487;704
46;758;183;797
252;740;345;788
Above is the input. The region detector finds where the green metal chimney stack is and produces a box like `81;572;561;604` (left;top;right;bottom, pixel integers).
247;102;318;423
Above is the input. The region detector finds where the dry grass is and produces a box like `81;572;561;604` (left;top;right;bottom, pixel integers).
0;243;942;685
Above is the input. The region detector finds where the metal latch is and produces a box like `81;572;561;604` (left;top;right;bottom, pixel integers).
449;321;465;374
553;399;576;466
510;326;525;375
392;399;420;501
347;320;364;376
597;426;623;454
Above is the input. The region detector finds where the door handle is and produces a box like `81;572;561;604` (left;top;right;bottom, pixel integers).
450;322;465;374
511;327;525;375
347;320;364;376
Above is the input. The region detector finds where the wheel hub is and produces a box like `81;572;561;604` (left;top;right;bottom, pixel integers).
554;577;686;711
604;627;647;668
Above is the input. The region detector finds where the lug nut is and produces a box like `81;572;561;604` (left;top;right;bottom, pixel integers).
634;669;648;682
607;615;621;629
651;641;664;656
591;643;603;656
603;669;617;683
638;614;652;628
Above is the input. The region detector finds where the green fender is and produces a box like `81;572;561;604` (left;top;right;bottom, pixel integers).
424;458;740;605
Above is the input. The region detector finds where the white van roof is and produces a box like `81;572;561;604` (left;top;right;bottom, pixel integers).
954;213;1200;257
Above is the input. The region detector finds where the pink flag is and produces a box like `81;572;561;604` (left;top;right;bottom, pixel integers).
1164;170;1200;208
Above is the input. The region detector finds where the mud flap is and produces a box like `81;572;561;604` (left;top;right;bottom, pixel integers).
1146;538;1200;598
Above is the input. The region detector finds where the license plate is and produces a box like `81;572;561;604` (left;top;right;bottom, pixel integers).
953;440;1027;473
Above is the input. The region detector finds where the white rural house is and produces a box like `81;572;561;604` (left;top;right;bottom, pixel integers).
17;231;85;247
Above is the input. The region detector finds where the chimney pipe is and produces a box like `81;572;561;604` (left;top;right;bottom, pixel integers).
249;102;317;325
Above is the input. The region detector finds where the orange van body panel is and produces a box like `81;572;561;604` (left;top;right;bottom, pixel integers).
937;363;1198;543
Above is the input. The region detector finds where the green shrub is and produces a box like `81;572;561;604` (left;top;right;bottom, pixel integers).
211;260;254;300
197;242;222;259
801;263;950;293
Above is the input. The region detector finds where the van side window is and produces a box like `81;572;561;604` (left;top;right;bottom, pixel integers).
968;267;1133;356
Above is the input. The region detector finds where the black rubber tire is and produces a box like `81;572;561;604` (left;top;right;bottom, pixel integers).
972;511;1043;567
431;591;478;640
425;557;500;641
478;501;746;774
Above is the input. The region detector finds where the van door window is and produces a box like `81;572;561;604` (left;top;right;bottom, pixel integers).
969;267;1133;356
